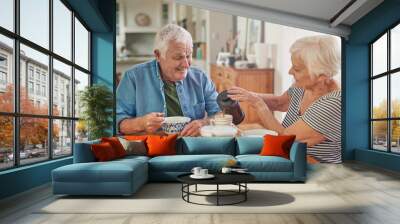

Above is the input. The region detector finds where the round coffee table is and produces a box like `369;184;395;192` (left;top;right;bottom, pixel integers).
177;173;255;206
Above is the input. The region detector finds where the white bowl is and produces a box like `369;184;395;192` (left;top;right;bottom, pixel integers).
162;116;191;134
200;125;238;137
241;129;277;137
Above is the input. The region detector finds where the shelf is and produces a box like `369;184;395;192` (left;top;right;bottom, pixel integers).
124;27;160;33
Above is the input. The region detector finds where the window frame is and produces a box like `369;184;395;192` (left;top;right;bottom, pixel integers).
0;0;92;171
370;20;400;154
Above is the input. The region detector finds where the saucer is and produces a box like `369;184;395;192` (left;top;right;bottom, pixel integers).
200;125;238;137
190;174;215;179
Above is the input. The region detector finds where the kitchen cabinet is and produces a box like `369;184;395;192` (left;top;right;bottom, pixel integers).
116;0;172;51
210;64;274;125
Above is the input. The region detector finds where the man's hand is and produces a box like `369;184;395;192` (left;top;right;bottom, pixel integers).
180;119;207;137
141;112;164;133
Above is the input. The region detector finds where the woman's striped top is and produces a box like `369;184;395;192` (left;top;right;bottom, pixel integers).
282;87;342;163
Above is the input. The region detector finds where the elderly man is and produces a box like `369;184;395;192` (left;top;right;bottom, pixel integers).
117;24;220;136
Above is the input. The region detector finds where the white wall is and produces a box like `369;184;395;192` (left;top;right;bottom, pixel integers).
264;22;342;121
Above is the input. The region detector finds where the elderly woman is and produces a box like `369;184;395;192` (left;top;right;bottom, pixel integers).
228;35;341;163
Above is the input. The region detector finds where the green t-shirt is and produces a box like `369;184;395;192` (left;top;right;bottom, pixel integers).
163;81;183;116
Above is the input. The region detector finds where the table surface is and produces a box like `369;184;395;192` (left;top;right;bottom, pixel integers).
177;172;255;185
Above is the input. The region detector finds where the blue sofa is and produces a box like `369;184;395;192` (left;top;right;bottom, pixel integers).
52;137;307;196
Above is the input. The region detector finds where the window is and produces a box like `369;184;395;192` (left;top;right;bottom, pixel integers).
20;0;49;49
35;83;40;95
0;0;14;32
371;23;400;154
41;85;46;97
28;67;34;80
28;81;34;94
0;35;13;113
0;71;6;82
53;59;72;117
75;18;89;70
0;54;7;67
35;70;41;81
0;54;7;86
53;0;72;60
0;71;7;90
0;0;91;170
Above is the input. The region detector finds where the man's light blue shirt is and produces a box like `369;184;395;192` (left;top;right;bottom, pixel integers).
116;59;220;128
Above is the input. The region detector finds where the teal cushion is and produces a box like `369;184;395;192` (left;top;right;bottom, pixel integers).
236;155;293;172
179;137;235;155
52;159;147;183
236;137;264;155
73;140;101;163
149;154;235;172
117;155;150;163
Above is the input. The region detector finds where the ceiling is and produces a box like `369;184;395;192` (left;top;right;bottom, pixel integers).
176;0;384;38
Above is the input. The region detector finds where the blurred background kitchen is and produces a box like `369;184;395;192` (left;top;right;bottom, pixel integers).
116;0;341;130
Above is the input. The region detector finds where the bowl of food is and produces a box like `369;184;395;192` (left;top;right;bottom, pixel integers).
161;116;191;134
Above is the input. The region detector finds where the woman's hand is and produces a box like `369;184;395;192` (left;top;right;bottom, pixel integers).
227;86;263;106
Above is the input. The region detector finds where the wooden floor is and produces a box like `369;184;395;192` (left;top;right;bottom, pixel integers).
1;162;400;224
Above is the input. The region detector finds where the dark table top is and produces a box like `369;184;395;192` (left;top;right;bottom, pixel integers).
177;172;255;185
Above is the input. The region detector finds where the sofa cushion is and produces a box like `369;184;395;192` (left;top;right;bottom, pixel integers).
115;155;150;163
260;134;296;159
236;137;263;155
101;137;127;158
147;134;178;156
118;137;147;156
91;142;118;161
52;158;147;183
179;137;236;155
148;154;235;172
124;135;148;141
236;155;293;172
74;140;100;163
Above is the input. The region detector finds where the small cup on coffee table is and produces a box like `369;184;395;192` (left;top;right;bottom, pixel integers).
191;167;202;176
199;169;209;176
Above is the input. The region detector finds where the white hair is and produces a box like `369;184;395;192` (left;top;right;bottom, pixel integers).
154;24;193;58
290;35;340;78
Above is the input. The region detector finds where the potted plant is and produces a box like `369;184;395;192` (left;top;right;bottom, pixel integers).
79;84;113;140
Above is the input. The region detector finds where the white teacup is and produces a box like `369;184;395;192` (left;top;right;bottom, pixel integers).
191;167;202;176
199;169;208;176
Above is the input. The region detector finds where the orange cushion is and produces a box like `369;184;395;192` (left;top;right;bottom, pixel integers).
146;134;178;157
91;142;118;161
124;135;148;141
260;134;296;159
101;137;126;158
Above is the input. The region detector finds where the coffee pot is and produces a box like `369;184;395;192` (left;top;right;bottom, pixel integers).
216;90;245;125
